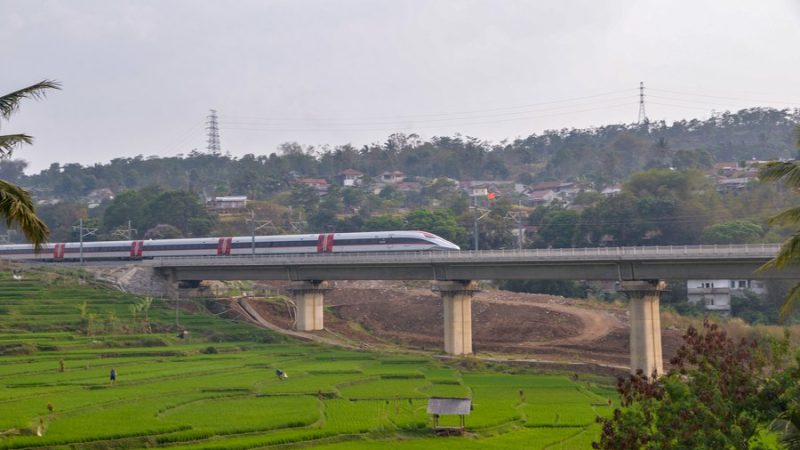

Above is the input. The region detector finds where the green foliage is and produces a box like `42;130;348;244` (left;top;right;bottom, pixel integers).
404;209;467;247
500;279;587;298
102;187;216;238
731;290;779;325
701;220;764;244
595;321;796;449
758;130;800;321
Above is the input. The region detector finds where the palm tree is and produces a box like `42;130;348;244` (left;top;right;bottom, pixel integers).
0;80;60;249
758;126;800;321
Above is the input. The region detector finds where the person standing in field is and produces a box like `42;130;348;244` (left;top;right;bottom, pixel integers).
110;368;116;385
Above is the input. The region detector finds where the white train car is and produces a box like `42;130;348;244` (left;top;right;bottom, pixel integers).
0;230;460;262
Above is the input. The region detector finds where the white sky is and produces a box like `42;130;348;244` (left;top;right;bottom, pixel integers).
2;0;800;173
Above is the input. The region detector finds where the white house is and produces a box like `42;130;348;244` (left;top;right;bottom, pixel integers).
211;196;248;210
338;169;364;187
686;279;767;313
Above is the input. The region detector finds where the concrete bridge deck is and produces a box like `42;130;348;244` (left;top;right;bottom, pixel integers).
141;243;796;375
145;244;796;281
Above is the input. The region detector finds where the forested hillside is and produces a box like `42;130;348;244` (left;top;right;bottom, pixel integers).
1;107;797;253
9;107;797;200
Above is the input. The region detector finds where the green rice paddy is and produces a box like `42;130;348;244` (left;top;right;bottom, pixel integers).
0;267;614;448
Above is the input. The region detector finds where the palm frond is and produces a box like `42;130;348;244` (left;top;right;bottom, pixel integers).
0;134;33;158
758;234;800;271
0;80;61;120
759;161;800;187
779;282;800;322
770;417;800;449
769;207;800;225
0;179;48;250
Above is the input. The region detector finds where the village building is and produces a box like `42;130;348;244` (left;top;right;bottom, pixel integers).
337;169;364;187
686;279;767;314
379;171;405;184
210;195;248;211
292;178;329;194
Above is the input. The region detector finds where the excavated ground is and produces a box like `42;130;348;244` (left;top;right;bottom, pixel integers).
244;280;684;370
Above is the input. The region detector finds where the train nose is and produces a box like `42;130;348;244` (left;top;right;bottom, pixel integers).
440;240;460;250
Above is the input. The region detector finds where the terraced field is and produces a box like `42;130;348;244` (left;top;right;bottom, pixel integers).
0;266;614;448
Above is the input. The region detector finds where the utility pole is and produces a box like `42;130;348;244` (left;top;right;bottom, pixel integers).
206;109;221;154
72;219;97;265
246;210;273;257
637;81;647;124
470;193;490;251
112;220;137;240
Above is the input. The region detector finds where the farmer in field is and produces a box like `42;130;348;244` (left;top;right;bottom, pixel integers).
275;368;288;381
110;368;116;385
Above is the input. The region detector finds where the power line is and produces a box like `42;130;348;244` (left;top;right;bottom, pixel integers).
648;88;800;107
223;88;637;123
221;96;638;128
219;103;635;133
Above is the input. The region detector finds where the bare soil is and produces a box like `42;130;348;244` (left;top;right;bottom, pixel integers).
242;280;684;371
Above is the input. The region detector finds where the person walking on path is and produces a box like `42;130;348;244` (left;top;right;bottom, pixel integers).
110;368;116;385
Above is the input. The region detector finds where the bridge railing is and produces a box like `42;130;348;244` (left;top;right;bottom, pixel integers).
148;243;782;265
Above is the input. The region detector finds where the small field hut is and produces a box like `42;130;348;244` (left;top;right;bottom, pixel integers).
427;397;472;435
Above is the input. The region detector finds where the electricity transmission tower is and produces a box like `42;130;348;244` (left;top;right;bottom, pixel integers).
206;109;221;154
637;81;648;124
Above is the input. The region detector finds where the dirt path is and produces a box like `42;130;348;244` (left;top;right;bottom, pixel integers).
233;298;360;350
474;296;623;347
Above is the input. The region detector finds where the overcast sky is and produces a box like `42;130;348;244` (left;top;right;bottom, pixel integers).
3;0;800;173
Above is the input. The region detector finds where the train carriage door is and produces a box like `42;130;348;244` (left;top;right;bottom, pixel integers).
130;241;144;259
317;234;334;253
53;243;65;260
217;237;232;256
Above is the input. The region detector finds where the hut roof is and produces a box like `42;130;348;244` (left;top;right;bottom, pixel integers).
427;397;471;415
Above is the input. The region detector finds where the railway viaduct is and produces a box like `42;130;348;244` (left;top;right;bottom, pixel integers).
145;244;798;376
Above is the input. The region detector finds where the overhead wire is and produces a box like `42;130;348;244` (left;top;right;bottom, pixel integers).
220;102;636;133
223;88;637;122
222;96;638;127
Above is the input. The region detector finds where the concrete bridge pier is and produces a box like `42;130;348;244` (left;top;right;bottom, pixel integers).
433;281;480;355
288;281;331;331
619;280;666;377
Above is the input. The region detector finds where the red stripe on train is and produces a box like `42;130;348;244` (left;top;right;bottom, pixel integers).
217;237;232;256
130;241;144;258
53;243;65;260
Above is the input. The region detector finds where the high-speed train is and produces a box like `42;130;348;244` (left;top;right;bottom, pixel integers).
0;230;460;262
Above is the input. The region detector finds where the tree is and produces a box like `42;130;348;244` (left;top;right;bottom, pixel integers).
701;220;763;245
404;209;467;247
0;81;60;248
595;321;774;449
144;190;216;237
758;130;800;320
